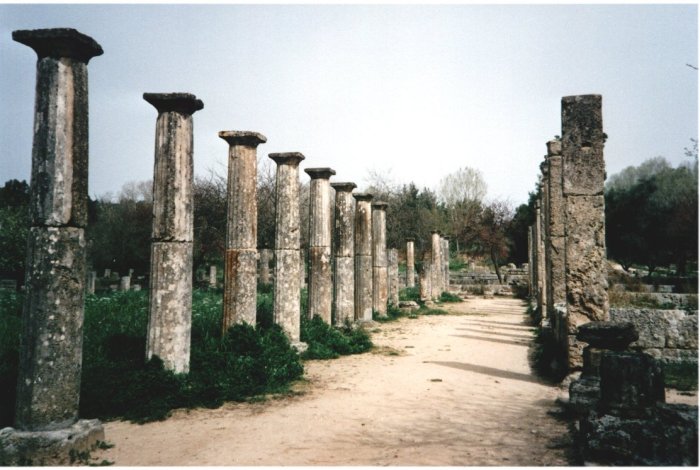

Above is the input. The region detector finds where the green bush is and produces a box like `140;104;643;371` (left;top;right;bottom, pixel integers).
663;361;698;391
399;287;420;302
439;291;462;303
1;289;304;425
448;259;466;271
0;290;22;427
300;315;372;359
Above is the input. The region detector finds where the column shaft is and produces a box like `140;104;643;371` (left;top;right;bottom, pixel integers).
144;92;203;374
387;248;399;306
406;239;415;288
372;202;388;316
353;194;373;322
12;28;102;432
219;131;266;330
331;182;356;326
430;231;442;299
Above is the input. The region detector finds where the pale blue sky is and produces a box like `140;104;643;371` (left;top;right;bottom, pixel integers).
1;4;697;205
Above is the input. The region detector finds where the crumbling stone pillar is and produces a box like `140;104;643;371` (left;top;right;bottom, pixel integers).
258;248;273;286
372;201;389;317
419;250;432;302
2;27;104;464
270;153;306;348
534;200;546;314
87;271;96;294
561;94;610;369
219;131;267;330
387;248;399;306
331;182;356;326
209;265;217;288
353;193;373;322
527;227;534;297
299;248;307;289
104;268;111;278
405;238;415;288
545;140;567;344
430;231;442;299
119;276;130;291
144;92;203;374
305;168;335;323
442;236;450;291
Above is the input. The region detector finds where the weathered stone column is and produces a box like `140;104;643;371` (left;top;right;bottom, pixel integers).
331;182;356;326
534;200;545;314
209;265;217;288
371;201;389;317
527;226;534;298
304;168;335;323
387;248;399;306
144;92;203;374
353;193;373;322
405;238;415;288
561;94;610;369
419;250;432;302
430;230;442;299
299;248;307;289
442;236;450;292
219;131;267;330
119;276;130;291
87;271;96;294
270;153;306;348
3;27;104;462
545;140;567;344
258;248;273;286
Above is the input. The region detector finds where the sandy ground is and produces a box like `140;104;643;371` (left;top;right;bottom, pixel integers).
93;297;577;466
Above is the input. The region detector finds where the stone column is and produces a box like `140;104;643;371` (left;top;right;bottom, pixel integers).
527;226;534;298
144;92;203;374
209;265;217;288
219;131;267;330
299;248;307;289
6;28;104;460
104;268;111;278
442;236;450;292
270;153;306;348
119;276;130;291
258;248;273;286
371;201;389;317
331;182;356;326
419;250;432;302
304;168;335;323
545;140;567;344
387;248;399;306
561;94;610;369
405;238;415;288
87;271;96;294
430;231;442;299
534;200;545;314
353;193;373;322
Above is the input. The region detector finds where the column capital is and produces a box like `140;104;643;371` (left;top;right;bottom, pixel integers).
13;28;103;63
371;201;388;210
331;182;356;192
218;130;267;147
143;93;204;115
353;192;373;202
269;152;305;166
305;167;336;179
547;139;562;156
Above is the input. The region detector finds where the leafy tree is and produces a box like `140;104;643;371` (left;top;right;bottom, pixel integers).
0;180;30;287
475;199;513;283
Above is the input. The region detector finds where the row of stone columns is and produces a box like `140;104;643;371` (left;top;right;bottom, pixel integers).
528;94;610;370
416;231;449;301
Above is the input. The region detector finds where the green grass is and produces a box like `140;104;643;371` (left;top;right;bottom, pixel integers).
399;286;420;302
439;291;462;303
1;289;304;426
300;315;373;359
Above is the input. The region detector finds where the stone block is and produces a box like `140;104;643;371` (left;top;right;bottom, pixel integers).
273;249;301;342
223;249;258;328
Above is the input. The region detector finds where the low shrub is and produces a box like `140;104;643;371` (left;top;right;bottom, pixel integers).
300;315;372;359
663;361;698;391
439;291;462;303
399;286;420;302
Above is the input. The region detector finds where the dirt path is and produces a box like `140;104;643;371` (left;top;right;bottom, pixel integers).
94;297;571;465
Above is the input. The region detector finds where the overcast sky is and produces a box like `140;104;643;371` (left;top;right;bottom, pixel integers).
0;3;697;205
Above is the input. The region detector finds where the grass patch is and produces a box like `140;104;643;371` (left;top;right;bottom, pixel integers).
663;361;698;391
1;289;304;426
399;286;420;302
439;291;462;303
448;259;466;271
300;315;373;360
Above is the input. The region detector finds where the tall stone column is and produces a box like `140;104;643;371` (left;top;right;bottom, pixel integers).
561;94;610;369
270;153;306;348
219;131;267;331
405;238;415;288
419;250;432;302
371;202;389;317
209;265;217;288
258;248;273;286
430;231;442;299
540;163;550;322
144;92;203;374
545;140;566;342
442;236;450;292
527;226;534;298
353;193;373;322
5;27;104;462
534;200;545;314
331;182;356;326
387;248;399;306
304;168;335;323
87;271;96;294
